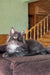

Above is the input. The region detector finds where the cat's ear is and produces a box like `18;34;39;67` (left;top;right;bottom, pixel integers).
21;30;25;36
10;27;15;35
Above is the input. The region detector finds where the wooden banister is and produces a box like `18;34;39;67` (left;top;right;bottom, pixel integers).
25;14;50;40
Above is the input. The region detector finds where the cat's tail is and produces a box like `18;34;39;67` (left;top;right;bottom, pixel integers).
45;46;50;54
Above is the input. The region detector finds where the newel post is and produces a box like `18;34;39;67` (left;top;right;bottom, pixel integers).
25;28;28;40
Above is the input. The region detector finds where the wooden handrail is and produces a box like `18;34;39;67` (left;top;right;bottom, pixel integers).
25;14;50;40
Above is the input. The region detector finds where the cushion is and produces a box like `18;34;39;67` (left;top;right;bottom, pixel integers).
13;59;50;75
0;58;13;75
5;55;50;75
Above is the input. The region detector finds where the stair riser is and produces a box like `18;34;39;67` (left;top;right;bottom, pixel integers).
38;31;50;47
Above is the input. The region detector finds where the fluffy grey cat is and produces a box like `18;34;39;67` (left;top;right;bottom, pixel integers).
2;27;48;58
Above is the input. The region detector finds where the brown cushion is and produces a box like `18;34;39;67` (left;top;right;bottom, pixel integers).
5;55;50;75
0;58;13;75
13;59;50;75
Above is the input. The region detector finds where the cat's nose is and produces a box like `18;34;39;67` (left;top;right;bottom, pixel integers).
12;41;19;45
11;41;15;44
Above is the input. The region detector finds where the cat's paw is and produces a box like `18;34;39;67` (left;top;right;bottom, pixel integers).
2;52;9;58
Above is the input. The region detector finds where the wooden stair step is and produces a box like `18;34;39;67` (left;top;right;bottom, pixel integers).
42;31;50;37
44;45;50;47
40;41;50;43
38;31;50;47
42;35;50;38
40;42;50;46
47;31;50;34
38;38;50;42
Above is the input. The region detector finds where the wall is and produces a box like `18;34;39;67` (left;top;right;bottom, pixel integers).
22;0;38;2
0;0;28;34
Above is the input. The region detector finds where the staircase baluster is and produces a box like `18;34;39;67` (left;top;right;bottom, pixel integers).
34;27;35;40
44;19;45;35
30;30;32;39
40;22;42;37
47;16;48;32
37;25;39;40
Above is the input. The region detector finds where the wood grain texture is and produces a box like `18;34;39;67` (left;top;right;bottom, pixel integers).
28;0;50;15
28;0;50;27
0;34;8;45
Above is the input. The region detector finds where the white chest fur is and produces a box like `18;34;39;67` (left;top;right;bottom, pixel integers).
7;44;19;54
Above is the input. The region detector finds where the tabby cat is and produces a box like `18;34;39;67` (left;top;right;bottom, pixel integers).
2;27;48;58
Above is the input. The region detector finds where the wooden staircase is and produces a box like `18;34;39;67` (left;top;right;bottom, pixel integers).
25;14;50;47
37;31;50;47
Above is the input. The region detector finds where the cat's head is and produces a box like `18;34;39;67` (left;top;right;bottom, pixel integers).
6;27;25;54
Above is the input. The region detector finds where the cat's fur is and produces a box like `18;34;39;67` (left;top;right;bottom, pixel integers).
2;27;48;58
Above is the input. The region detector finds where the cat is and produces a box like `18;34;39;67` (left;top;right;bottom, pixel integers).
2;27;48;58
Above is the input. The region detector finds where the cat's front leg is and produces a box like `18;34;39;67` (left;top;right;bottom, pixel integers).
2;52;9;58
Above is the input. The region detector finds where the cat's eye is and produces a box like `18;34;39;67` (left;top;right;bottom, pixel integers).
18;37;23;42
13;36;17;39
